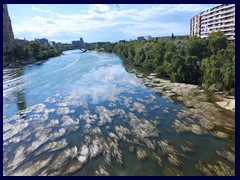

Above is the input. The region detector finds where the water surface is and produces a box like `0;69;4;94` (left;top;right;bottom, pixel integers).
3;50;235;176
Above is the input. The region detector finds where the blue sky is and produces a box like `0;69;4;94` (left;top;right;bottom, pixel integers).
8;4;215;43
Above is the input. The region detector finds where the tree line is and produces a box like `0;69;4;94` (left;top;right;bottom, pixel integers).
3;41;61;67
102;32;235;95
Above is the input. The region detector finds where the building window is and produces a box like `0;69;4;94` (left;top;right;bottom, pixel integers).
4;26;6;32
9;25;11;31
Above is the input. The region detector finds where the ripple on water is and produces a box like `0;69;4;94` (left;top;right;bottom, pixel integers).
3;51;235;176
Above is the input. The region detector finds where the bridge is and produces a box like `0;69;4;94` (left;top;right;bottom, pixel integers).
80;49;87;53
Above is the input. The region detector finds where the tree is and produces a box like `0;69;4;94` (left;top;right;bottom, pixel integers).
103;33;235;95
184;56;201;84
208;31;228;55
134;46;145;66
186;36;208;60
163;51;174;76
201;45;235;94
152;41;166;68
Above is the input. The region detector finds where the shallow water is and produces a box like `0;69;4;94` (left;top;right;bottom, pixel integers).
3;50;235;176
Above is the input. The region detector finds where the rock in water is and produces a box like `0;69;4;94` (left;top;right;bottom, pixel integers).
136;148;147;160
195;161;235;176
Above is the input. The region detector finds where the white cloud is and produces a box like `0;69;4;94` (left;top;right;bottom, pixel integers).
83;4;208;21
88;4;111;13
70;64;140;103
122;21;186;37
13;4;210;42
32;6;42;12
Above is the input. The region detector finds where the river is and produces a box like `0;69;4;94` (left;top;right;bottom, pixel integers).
3;50;235;176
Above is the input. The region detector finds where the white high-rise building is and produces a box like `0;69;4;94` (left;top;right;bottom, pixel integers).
190;4;235;41
190;13;201;37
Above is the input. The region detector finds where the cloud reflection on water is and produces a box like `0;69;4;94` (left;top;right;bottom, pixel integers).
68;64;142;103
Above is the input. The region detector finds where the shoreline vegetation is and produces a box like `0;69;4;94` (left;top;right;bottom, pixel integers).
3;32;235;109
101;32;235;97
3;41;61;68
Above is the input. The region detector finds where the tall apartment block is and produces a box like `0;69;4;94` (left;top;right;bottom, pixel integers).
190;13;201;37
190;4;235;41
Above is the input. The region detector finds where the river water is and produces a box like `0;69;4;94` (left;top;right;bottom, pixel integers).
3;50;235;176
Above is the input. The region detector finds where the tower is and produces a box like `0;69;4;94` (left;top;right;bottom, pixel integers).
3;4;15;48
80;38;84;44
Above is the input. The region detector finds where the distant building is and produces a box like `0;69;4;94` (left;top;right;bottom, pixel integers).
137;36;152;41
80;38;84;44
190;4;235;41
72;40;79;45
35;38;49;46
3;4;15;48
15;38;29;47
144;36;152;40
137;36;145;41
72;37;84;45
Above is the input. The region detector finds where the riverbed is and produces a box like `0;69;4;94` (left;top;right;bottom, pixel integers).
3;50;235;176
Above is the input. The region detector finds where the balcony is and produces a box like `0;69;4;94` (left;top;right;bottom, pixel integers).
225;32;235;36
203;4;235;15
201;13;234;24
207;23;235;30
202;10;234;21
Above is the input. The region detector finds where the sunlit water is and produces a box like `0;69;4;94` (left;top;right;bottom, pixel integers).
3;50;235;176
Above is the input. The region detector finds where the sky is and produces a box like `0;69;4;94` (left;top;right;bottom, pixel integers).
8;4;216;43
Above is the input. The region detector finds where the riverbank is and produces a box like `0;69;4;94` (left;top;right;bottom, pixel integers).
129;69;235;113
105;33;235;96
212;93;235;112
129;69;235;139
3;42;61;68
6;58;37;68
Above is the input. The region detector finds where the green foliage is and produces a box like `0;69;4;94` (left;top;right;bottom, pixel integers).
208;31;228;55
184;56;201;84
3;42;61;67
134;46;145;66
104;34;234;95
201;44;235;94
104;42;115;52
169;53;186;82
186;36;209;60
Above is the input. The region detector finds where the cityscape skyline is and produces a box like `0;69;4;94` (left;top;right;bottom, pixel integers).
8;4;216;43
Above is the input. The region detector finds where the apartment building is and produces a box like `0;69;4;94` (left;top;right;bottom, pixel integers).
190;4;235;41
190;13;201;37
